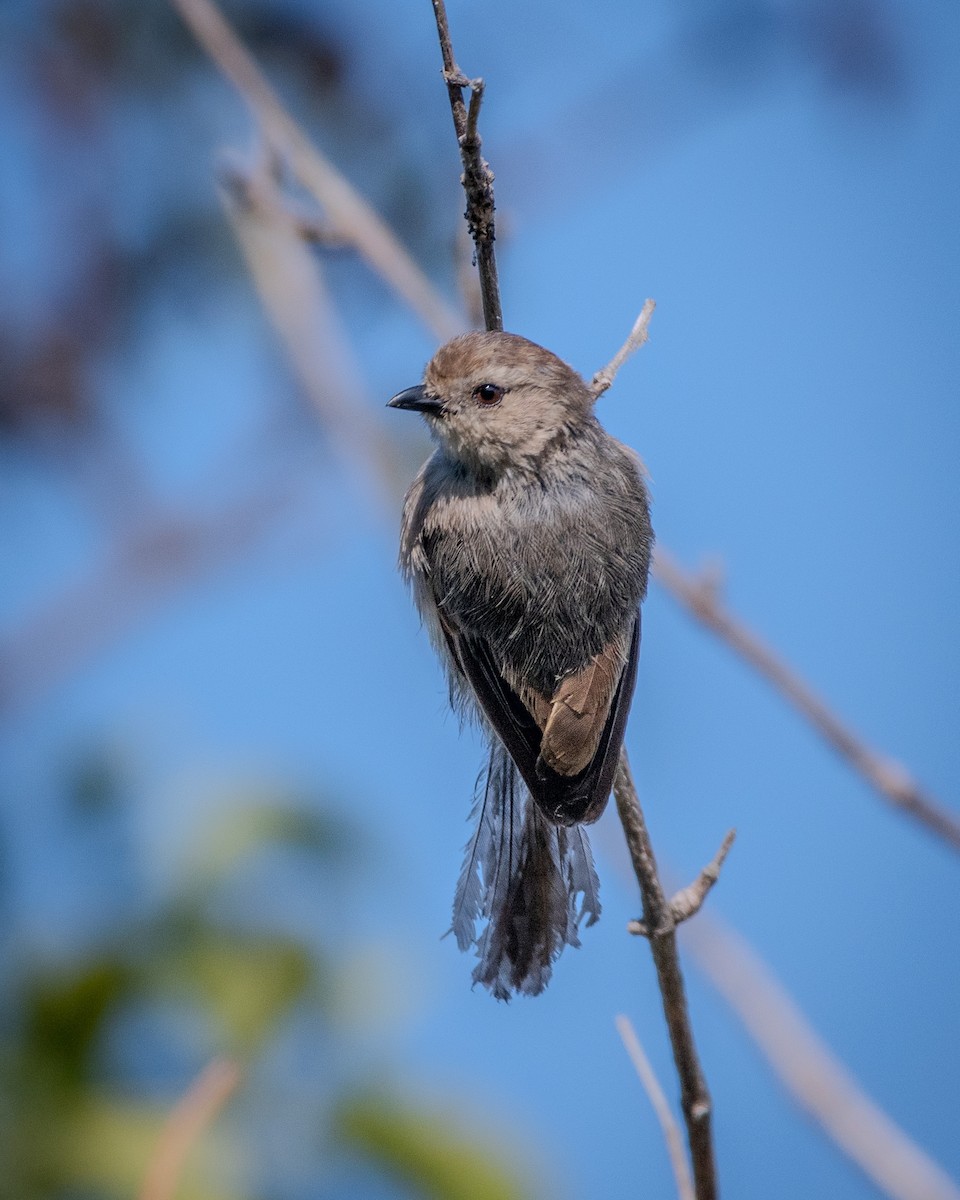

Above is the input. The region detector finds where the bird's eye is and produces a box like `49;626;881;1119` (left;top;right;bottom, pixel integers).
473;383;504;407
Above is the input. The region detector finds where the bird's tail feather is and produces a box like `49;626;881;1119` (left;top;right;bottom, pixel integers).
450;742;601;1000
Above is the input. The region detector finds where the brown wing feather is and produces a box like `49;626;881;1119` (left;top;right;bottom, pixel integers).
532;615;640;825
446;614;641;828
538;638;627;776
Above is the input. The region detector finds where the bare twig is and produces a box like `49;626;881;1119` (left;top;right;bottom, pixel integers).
430;0;502;331
686;916;960;1200
652;546;960;852
591;300;657;398
629;829;736;938
219;153;352;248
614;753;719;1200
616;1014;696;1200
139;1058;242;1200
168;0;463;343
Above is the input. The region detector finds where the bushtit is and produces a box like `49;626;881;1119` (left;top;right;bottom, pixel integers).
389;331;653;999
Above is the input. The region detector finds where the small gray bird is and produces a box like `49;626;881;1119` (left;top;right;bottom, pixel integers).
389;332;653;999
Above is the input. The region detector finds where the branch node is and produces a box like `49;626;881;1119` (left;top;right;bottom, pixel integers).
464;78;485;143
443;66;482;95
218;158;349;250
628;829;736;938
613;753;718;1195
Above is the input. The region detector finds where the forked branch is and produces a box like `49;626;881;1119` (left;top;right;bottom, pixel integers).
628;829;736;939
430;0;502;331
613;754;719;1200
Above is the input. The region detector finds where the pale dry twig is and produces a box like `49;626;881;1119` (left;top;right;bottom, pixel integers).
220;153;396;512
591;300;657;398
139;1058;242;1200
616;1013;695;1200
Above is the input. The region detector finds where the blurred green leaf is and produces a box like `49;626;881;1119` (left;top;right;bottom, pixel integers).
0;750;541;1200
60;1095;167;1196
23;960;135;1089
338;1093;530;1200
181;802;349;896
153;928;318;1052
62;1094;243;1200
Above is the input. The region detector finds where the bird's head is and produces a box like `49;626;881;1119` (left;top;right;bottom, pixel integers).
388;332;593;476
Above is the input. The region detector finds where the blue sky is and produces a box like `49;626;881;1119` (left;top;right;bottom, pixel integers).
1;1;959;1197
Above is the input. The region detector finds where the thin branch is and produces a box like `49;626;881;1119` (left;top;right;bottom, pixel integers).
629;829;736;938
168;0;463;343
591;300;657;398
652;546;960;852
614;752;718;1200
685;916;960;1200
219;153;352;248
616;1014;696;1200
139;1058;242;1200
431;0;468;138
431;14;719;1186
430;0;503;331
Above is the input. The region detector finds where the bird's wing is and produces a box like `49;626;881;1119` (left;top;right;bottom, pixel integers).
442;613;641;827
438;614;543;788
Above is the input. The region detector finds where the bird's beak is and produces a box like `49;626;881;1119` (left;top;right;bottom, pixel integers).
387;384;445;415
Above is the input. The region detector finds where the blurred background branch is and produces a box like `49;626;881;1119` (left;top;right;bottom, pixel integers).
140;1059;242;1200
652;548;960;851
169;0;463;342
615;1014;694;1200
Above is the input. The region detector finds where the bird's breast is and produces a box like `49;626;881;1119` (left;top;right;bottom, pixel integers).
420;467;650;693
